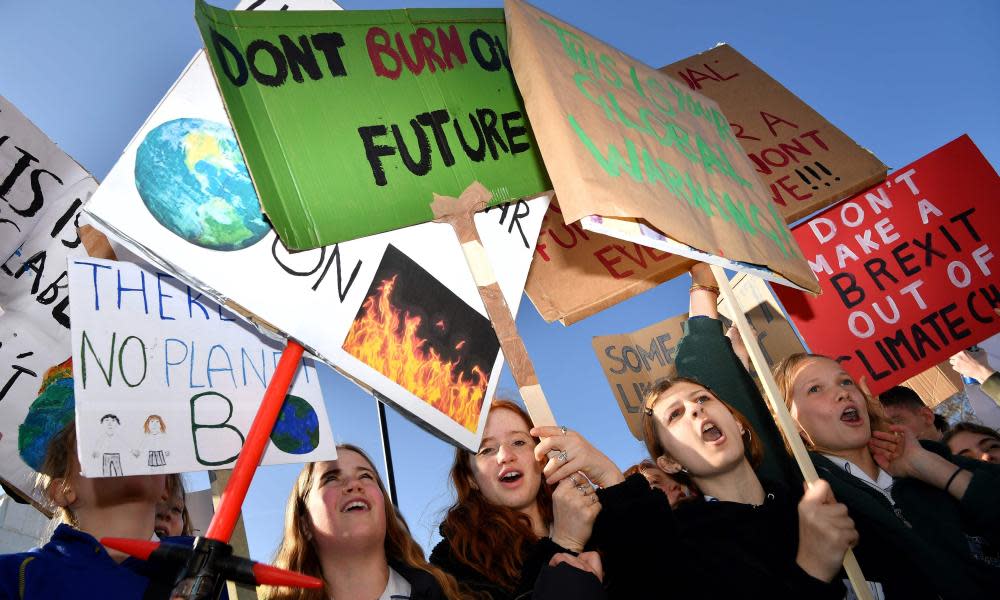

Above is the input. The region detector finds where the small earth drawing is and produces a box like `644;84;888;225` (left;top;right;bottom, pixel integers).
134;117;269;251
270;394;320;455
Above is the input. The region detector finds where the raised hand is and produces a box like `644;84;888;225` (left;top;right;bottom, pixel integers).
532;426;624;488
795;480;858;582
549;476;601;553
949;350;993;384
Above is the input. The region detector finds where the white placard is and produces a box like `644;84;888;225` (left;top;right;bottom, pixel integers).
0;312;71;507
69;258;336;477
0;95;97;267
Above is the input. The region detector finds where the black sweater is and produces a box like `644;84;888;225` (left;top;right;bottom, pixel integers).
679;315;1000;598
598;473;843;599
813;447;1000;599
429;530;605;600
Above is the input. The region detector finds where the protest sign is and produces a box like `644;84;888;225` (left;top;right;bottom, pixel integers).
505;0;819;294
83;33;548;450
662;45;886;222
717;273;806;373
524;200;692;325
0;95;98;266
194;1;549;250
0;312;68;508
774;135;1000;395
591;313;686;439
899;361;962;408
67;258;336;477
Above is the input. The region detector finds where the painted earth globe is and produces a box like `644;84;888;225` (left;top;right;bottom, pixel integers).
270;394;320;455
134;118;269;251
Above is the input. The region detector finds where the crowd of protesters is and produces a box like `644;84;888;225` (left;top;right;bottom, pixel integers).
2;264;1000;600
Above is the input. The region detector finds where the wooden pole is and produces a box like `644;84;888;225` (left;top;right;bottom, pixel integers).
431;184;556;427
711;265;873;600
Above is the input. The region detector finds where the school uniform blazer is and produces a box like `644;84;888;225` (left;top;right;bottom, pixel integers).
811;446;1000;600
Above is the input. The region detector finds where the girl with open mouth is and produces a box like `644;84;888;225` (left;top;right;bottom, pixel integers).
265;444;464;600
433;398;674;599
776;349;1000;599
633;262;857;599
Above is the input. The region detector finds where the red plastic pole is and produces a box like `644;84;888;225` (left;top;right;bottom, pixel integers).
205;340;304;542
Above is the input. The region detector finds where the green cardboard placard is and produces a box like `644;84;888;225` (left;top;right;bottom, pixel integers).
195;1;550;250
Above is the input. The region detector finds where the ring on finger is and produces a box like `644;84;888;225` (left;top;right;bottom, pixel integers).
569;473;580;486
559;425;568;436
576;484;587;495
557;450;569;463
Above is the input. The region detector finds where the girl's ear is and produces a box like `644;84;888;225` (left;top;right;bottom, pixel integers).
48;477;76;508
656;455;683;475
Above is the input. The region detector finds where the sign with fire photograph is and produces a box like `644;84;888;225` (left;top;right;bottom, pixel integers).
81;22;548;450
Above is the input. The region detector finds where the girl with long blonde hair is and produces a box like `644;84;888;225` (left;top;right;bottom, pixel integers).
265;444;463;600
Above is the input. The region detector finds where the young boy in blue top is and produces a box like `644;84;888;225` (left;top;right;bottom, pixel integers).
0;360;175;600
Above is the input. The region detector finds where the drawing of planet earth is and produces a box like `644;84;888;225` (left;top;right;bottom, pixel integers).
134;118;269;251
270;394;320;455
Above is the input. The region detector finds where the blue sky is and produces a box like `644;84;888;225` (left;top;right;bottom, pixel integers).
2;0;998;561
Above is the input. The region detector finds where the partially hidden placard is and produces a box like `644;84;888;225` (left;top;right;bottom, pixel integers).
69;258;337;477
591;313;687;439
505;0;819;294
524;199;692;325
195;1;549;250
774;135;1000;395
662;44;886;223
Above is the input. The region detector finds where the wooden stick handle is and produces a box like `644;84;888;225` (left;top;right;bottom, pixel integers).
711;265;873;600
453;227;556;427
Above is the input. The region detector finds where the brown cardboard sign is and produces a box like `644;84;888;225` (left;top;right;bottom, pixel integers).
505;0;819;294
900;362;963;408
662;45;887;223
591;313;687;439
717;272;807;374
525;199;693;325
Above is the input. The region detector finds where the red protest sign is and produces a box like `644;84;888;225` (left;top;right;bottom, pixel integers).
774;135;1000;395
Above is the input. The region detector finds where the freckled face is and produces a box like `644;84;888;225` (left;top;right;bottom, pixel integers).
652;382;746;477
305;451;387;552
789;357;870;451
470;408;542;515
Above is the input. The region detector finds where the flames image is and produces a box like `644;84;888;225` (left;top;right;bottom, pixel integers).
342;245;500;432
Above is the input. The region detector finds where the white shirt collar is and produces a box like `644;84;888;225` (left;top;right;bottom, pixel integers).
820;453;895;505
378;566;412;600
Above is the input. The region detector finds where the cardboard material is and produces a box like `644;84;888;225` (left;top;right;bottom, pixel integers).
195;2;549;250
717;272;807;373
68;258;336;477
591;313;687;439
82;26;549;450
662;45;887;222
0;95;98;266
505;0;818;294
774;135;1000;396
900;361;963;408
524;44;888;326
524;199;693;325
